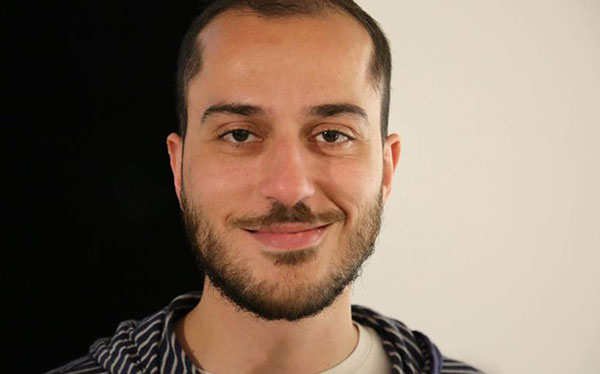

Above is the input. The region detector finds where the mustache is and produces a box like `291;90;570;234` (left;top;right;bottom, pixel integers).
229;200;346;228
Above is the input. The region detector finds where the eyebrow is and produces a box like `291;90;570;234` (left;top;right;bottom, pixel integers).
308;103;368;122
202;103;266;123
200;102;368;124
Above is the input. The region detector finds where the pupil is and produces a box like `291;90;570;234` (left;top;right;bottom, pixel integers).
232;130;249;142
323;131;339;142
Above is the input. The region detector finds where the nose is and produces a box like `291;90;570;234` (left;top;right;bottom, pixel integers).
259;137;315;207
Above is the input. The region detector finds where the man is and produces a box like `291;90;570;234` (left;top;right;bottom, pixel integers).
48;1;481;373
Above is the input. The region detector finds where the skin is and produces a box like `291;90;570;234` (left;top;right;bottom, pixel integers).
167;9;401;374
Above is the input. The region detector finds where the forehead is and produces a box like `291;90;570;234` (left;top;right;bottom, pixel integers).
199;9;373;62
189;10;379;117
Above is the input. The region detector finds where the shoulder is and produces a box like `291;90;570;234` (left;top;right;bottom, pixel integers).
441;357;484;373
44;292;202;374
351;304;484;374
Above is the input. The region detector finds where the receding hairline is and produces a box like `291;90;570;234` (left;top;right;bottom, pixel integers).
187;7;383;92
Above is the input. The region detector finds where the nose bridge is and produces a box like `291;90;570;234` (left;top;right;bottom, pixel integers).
259;133;314;206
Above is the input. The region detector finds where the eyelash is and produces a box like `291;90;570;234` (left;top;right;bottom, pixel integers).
218;129;261;145
218;129;354;147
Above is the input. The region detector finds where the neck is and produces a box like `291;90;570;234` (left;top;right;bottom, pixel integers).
175;279;358;374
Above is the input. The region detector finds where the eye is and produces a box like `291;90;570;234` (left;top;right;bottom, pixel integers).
314;130;352;144
219;129;260;144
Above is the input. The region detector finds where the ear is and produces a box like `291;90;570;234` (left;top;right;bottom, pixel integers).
381;133;401;204
166;132;184;206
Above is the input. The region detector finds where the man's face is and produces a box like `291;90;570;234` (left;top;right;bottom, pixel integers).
168;10;400;321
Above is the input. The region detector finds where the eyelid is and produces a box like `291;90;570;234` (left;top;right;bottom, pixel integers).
313;125;356;139
218;128;262;144
314;130;352;143
313;122;356;134
216;125;355;146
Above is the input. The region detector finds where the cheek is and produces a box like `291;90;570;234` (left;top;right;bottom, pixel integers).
322;144;382;191
184;155;257;211
318;155;382;215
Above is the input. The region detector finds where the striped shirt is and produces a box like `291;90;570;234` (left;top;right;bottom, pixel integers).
45;292;483;374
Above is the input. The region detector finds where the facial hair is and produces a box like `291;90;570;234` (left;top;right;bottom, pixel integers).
180;184;384;322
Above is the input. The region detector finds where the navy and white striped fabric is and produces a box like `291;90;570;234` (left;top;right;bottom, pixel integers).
46;292;482;374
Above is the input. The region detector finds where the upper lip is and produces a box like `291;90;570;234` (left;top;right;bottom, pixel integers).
246;223;329;234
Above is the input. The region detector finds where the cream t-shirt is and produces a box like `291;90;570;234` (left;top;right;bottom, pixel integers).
318;321;392;374
197;322;392;374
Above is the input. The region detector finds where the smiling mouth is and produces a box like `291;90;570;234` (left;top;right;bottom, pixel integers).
245;224;331;251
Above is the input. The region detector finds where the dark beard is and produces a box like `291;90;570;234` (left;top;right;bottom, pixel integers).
180;186;383;322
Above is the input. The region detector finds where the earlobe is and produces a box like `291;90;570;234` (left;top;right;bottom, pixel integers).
166;133;184;204
382;133;401;203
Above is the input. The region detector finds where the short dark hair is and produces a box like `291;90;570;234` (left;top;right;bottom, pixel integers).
176;0;391;141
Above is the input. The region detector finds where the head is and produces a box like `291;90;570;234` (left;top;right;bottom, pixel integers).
176;0;392;143
167;0;401;321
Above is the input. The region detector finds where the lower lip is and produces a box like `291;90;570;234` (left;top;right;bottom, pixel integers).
246;225;329;251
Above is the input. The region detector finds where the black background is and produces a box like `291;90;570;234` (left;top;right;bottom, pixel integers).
6;2;212;372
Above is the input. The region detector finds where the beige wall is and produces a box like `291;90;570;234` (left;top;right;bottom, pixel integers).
352;1;600;373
